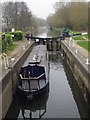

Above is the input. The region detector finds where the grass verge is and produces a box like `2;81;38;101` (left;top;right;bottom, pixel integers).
73;35;85;40
83;34;90;40
77;41;90;52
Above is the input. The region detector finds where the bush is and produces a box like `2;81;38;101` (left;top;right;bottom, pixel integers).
2;33;14;53
14;31;23;41
5;34;13;46
4;31;23;41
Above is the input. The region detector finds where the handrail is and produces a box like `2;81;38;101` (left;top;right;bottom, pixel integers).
19;73;45;80
37;73;45;79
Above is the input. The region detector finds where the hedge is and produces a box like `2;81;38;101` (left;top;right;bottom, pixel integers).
14;31;23;41
2;33;14;53
5;31;23;41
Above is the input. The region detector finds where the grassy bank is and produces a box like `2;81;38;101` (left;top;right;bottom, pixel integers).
83;34;90;40
73;35;85;40
77;41;90;52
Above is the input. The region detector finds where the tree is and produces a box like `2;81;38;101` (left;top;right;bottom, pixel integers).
47;1;88;31
2;1;32;31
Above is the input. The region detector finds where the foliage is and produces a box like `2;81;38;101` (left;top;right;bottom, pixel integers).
5;34;13;46
2;33;14;53
2;1;40;33
77;41;90;52
2;2;32;31
47;2;88;31
14;31;23;41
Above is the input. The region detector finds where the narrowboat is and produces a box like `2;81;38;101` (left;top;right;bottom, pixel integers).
17;45;49;100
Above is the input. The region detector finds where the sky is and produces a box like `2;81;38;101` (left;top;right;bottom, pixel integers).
24;0;60;19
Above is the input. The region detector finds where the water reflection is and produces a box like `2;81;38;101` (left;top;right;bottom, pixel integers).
36;27;48;38
49;51;63;71
44;52;80;118
18;93;49;119
47;28;60;37
5;92;49;119
48;52;88;118
63;59;89;118
36;27;60;38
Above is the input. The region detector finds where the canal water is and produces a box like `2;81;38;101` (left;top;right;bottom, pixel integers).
5;27;88;119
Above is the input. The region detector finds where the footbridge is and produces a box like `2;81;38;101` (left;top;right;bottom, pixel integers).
25;36;64;51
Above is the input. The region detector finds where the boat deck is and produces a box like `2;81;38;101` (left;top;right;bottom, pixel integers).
23;45;47;67
18;79;48;92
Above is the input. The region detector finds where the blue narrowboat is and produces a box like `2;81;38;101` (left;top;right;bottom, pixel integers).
17;45;49;100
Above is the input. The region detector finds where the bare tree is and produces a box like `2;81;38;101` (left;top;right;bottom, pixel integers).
2;1;32;31
47;1;88;31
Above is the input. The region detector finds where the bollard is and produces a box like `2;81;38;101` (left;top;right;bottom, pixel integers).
11;57;15;62
75;50;78;54
23;46;25;50
85;58;90;65
29;41;31;44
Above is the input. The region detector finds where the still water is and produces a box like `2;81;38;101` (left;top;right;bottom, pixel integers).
5;27;88;119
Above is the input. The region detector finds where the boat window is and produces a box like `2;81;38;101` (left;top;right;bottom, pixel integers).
20;65;46;80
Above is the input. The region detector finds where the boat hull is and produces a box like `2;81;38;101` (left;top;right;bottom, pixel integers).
17;81;49;100
17;45;50;101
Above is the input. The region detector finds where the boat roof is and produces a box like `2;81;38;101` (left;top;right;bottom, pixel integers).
22;45;47;67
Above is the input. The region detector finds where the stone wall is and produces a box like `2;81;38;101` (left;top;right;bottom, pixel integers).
61;41;90;104
1;42;35;119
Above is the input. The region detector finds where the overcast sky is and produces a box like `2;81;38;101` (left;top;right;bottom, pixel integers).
1;0;88;19
25;0;60;19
